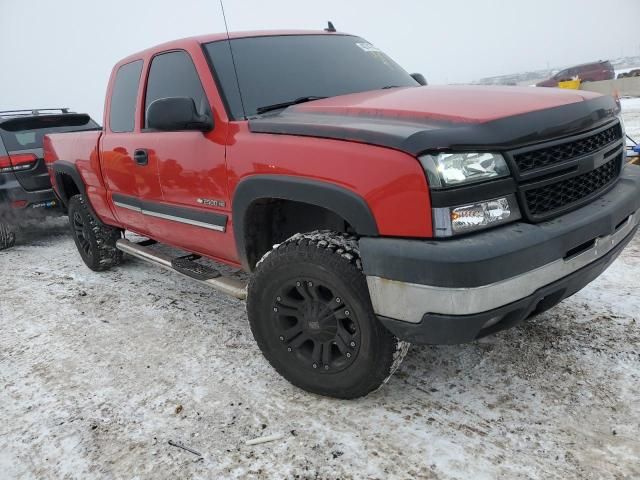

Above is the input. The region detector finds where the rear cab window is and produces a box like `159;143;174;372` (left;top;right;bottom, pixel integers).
109;60;144;133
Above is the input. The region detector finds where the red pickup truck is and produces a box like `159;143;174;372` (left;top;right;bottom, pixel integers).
45;30;640;398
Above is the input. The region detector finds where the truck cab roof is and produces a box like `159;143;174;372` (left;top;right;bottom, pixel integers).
116;30;343;66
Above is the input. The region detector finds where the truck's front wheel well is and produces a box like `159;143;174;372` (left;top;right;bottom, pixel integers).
244;199;354;270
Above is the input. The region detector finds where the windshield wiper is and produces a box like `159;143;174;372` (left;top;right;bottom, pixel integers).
255;96;327;115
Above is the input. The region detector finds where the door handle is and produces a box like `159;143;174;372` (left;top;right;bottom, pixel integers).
134;149;148;166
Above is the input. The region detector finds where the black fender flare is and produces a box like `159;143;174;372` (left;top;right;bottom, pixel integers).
232;175;379;270
51;160;87;208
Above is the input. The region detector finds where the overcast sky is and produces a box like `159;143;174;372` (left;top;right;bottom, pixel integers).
1;0;638;122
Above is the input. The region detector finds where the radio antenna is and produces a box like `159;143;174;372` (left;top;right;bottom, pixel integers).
219;0;247;118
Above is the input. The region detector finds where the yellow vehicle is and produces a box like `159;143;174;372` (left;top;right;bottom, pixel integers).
558;78;581;89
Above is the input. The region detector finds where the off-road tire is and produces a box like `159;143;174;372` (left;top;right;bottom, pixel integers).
68;194;122;271
247;230;410;399
0;222;16;251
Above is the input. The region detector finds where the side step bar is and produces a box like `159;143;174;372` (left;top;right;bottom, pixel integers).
115;239;247;300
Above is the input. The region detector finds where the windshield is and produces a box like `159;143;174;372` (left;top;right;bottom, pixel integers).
0;115;99;151
204;34;419;119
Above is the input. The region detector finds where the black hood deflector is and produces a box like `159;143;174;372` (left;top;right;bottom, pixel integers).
249;95;619;155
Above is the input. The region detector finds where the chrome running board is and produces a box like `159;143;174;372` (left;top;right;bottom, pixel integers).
115;238;247;300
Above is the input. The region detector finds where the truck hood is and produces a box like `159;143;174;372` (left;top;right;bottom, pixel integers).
291;85;601;123
249;86;619;156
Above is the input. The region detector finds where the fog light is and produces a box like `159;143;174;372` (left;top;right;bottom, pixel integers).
433;194;521;237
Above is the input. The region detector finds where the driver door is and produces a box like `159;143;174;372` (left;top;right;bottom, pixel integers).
136;50;230;259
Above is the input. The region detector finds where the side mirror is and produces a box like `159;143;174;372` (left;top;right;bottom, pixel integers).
411;73;428;86
146;97;213;132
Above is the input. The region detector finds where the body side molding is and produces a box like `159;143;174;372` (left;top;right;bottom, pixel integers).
112;193;227;232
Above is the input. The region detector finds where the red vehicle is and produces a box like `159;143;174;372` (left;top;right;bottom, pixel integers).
45;31;640;398
536;60;615;87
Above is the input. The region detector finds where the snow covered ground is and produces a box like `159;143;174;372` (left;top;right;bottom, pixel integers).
1;110;639;480
622;97;640;144
615;66;640;77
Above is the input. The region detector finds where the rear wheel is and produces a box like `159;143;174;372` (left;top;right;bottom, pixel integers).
247;230;409;399
0;222;16;251
68;194;122;271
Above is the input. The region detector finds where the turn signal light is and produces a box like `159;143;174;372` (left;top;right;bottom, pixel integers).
450;198;514;232
433;194;521;237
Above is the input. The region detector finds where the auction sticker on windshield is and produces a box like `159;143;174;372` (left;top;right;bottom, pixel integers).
356;42;381;52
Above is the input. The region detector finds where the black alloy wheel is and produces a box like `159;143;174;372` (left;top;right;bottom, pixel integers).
72;209;92;258
272;277;361;373
68;194;123;271
247;231;409;399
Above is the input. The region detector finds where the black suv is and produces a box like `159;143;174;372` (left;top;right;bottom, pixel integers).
0;108;99;249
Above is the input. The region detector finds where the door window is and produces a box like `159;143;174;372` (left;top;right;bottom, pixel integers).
144;51;210;128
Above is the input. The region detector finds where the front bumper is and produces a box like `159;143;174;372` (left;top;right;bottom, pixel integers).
360;165;640;344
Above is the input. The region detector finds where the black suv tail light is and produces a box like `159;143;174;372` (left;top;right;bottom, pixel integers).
0;153;38;173
0;155;12;173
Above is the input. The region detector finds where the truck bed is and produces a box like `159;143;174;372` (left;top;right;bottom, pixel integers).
44;130;104;201
44;130;102;169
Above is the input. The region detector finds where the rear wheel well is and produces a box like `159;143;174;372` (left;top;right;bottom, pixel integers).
56;172;81;205
243;199;355;270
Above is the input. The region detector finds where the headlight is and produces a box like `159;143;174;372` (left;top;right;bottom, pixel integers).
433;194;521;237
420;152;510;188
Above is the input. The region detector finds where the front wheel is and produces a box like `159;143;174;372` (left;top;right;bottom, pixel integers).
247;231;409;399
68;194;123;271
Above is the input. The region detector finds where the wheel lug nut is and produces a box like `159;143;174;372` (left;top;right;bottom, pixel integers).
324;365;329;370
346;352;352;358
287;347;292;352
273;307;278;312
350;341;356;347
279;336;284;341
312;363;318;369
276;296;281;301
296;281;301;286
345;310;350;316
308;281;313;287
336;297;341;303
